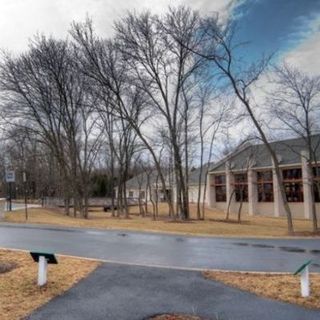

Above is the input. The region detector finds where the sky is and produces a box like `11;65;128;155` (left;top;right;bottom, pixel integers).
0;0;319;74
231;0;320;74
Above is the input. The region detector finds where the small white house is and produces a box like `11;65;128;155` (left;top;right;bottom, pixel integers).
124;170;172;203
124;164;214;206
182;163;214;205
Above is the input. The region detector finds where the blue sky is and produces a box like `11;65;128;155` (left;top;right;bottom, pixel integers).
230;0;320;65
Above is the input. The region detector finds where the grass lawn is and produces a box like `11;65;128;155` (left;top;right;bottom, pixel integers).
203;270;320;310
3;203;318;238
0;249;100;320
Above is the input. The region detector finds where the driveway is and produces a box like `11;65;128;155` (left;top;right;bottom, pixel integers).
27;263;320;320
0;223;319;272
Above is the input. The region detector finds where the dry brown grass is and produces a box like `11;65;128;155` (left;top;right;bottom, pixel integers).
0;249;100;320
203;271;320;310
3;203;318;238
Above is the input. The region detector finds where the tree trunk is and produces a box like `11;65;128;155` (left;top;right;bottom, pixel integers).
226;189;235;220
237;188;244;223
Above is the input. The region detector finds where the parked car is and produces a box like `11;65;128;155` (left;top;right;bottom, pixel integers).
103;204;117;212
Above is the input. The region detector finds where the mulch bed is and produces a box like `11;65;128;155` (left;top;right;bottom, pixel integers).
0;262;17;274
208;218;251;225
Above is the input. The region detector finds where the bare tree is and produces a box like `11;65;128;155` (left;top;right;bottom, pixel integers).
269;64;320;231
0;36;102;217
132;156;147;217
71;19;175;218
193;82;228;220
114;7;204;219
193;18;295;233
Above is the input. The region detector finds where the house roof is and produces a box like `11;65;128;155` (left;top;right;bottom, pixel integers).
188;162;215;185
125;170;160;189
209;134;320;173
126;162;217;189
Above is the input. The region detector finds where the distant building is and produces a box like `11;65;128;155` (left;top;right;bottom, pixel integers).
181;163;214;204
206;135;320;219
121;135;320;219
123;164;213;205
122;170;172;203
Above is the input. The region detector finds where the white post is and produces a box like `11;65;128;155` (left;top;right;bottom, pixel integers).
301;150;312;219
300;266;310;297
272;157;285;217
206;174;215;208
38;256;48;286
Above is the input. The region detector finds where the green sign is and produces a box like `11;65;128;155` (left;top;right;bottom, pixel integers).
293;260;312;276
30;251;58;264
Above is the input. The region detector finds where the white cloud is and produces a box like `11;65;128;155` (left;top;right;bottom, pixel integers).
0;0;233;53
283;31;320;76
280;15;320;75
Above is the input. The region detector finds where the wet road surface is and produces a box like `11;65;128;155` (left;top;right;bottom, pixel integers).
0;223;319;272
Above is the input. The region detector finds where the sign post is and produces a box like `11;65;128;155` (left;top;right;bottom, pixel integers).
5;170;15;212
23;171;28;220
294;260;312;297
30;252;58;287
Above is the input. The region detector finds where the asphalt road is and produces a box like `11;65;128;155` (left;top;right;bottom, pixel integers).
27;263;320;320
0;223;320;272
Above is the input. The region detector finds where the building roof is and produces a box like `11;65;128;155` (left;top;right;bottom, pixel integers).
188;162;215;185
126;162;217;189
125;170;160;189
209;134;320;173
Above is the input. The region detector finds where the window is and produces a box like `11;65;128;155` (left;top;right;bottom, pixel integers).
234;173;248;202
215;175;226;185
257;171;273;202
282;168;303;202
283;168;302;180
313;166;320;203
214;175;226;202
128;191;134;198
313;166;320;177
